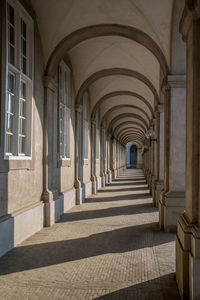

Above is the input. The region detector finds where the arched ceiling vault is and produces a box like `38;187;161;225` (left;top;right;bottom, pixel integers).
116;126;145;138
30;0;179;149
113;121;146;136
122;136;143;147
108;113;148;132
121;134;143;145
91;91;154;118
118;129;145;141
101;105;151;125
45;24;169;77
76;68;159;105
120;134;145;145
120;131;145;141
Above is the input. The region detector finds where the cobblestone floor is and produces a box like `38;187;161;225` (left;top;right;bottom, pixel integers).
0;169;180;300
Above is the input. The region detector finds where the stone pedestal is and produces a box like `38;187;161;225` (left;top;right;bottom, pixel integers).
74;179;82;205
176;215;200;299
91;175;97;194
163;191;185;232
107;169;112;183
176;3;200;298
160;75;186;232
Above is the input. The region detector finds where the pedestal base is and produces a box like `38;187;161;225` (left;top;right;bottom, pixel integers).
74;180;82;205
159;191;185;232
107;170;112;183
176;214;200;299
91;175;97;194
155;180;164;208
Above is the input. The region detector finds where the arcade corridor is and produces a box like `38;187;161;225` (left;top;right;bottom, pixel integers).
0;170;179;299
1;0;200;298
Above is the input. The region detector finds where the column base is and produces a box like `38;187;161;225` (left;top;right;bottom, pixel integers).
159;191;185;232
45;201;55;227
152;178;157;207
112;168;117;180
137;163;143;169
74;179;82;205
43;189;58;227
100;172;106;187
107;170;112;183
176;214;200;299
91;175;97;194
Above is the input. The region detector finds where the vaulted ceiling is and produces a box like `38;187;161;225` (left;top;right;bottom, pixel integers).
31;0;185;146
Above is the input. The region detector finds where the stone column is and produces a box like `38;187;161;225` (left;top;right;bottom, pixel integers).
159;76;186;232
74;104;83;205
42;76;58;227
155;104;164;208
137;147;143;169
90;117;97;194
176;3;200;298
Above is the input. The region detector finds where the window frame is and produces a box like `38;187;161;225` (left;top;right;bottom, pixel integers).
4;0;34;160
58;60;71;162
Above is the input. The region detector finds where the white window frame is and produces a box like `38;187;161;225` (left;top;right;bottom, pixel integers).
83;97;89;160
59;61;71;160
4;0;33;160
96;112;100;160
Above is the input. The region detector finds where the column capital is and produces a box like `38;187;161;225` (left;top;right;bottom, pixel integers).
91;117;96;125
162;75;186;92
75;104;83;113
43;76;58;91
157;104;164;113
180;1;200;41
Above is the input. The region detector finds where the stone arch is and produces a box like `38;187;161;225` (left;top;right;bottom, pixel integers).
113;121;146;136
75;68;159;106
108;113;148;131
91;91;154;118
122;134;143;146
101;105;151;125
45;24;169;77
118;129;145;141
122;136;143;147
119;132;144;143
116;127;145;140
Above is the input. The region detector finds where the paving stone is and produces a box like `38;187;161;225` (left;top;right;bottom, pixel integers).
0;170;180;299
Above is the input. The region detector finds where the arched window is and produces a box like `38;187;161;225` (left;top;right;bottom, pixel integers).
59;61;71;160
5;0;33;158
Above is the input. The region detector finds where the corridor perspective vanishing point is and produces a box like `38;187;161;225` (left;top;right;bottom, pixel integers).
0;0;200;299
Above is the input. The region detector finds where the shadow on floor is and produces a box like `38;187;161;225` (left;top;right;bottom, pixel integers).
107;182;147;187
59;203;155;222
97;187;149;193
0;223;174;276
86;193;150;203
93;273;180;300
112;178;146;182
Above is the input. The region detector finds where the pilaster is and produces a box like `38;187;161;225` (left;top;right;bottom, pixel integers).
177;2;200;298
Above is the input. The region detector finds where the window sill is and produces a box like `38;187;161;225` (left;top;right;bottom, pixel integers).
83;159;89;165
4;155;32;161
60;158;71;167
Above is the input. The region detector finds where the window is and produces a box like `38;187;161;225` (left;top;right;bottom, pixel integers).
83;94;89;160
96;112;100;159
59;61;71;160
5;0;33;158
